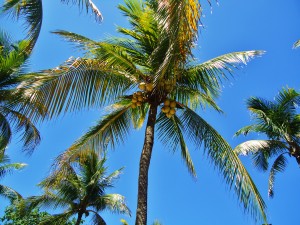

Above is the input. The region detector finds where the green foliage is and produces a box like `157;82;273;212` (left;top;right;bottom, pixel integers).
0;205;80;225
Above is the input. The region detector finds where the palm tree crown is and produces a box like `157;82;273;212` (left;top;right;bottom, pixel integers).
24;0;267;224
234;87;300;197
25;149;130;225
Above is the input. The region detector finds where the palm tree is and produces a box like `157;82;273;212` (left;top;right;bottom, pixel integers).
25;0;267;224
0;30;46;153
0;152;26;201
25;149;130;225
1;0;102;51
234;87;300;197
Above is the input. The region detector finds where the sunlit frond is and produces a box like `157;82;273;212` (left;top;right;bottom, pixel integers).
27;58;135;117
156;111;196;176
96;194;131;215
179;106;267;222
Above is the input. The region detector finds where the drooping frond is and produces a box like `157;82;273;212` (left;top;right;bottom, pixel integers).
27;58;135;117
179;106;267;222
94;194;131;215
268;153;288;198
61;0;103;22
0;184;23;202
57;100;133;164
91;213;107;225
0;113;12;151
1;0;43;52
156;111;196;177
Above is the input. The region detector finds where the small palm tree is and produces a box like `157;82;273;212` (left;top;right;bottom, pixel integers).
0;30;46;153
234;87;300;197
26;149;130;225
24;0;267;224
1;0;102;51
0;153;26;201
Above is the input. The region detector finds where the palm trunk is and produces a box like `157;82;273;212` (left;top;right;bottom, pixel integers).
135;104;158;225
75;212;83;225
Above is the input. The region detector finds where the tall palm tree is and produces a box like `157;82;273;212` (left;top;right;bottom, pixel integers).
25;149;130;225
1;0;102;52
24;0;267;224
0;30;46;153
0;153;26;201
234;87;300;197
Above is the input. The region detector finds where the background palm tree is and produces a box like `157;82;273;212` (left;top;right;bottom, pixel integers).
1;0;103;52
0;153;26;201
24;149;130;225
0;30;46;153
24;0;267;224
234;87;300;197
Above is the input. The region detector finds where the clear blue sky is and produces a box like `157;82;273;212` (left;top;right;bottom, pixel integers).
1;0;300;224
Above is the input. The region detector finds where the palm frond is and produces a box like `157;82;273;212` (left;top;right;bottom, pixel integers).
1;0;43;52
183;51;265;97
61;0;103;22
27;58;135;117
156;111;196;177
98;194;131;215
268;153;288;198
39;211;75;225
0;184;23;202
57;100;132;165
0;112;12;151
293;40;300;49
91;212;106;225
179;105;267;222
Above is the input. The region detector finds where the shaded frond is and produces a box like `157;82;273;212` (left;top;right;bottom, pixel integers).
268;153;288;198
156;111;196;177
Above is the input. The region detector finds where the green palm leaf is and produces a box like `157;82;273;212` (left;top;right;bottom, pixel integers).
156;111;196;177
293;40;300;48
268;153;288;198
179;106;267;222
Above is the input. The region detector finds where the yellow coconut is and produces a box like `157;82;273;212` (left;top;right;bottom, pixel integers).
146;83;154;92
138;82;146;91
132;98;137;103
170;101;176;108
166;113;172;118
164;99;170;106
163;106;170;113
170;108;176;115
136;101;142;106
137;96;143;102
131;103;137;108
136;91;142;96
133;93;137;98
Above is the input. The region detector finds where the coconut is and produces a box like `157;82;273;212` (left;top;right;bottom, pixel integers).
137;96;143;102
164;106;170;113
132;98;137;103
170;101;176;108
166;113;172;118
131;103;137;108
136;91;142;96
164;99;170;106
146;83;154;92
136;102;142;106
133;93;137;98
138;82;146;91
170;108;176;115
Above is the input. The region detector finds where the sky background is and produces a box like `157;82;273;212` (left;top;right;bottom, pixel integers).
1;0;300;224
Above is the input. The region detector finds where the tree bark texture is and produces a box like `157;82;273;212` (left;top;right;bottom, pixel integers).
135;104;158;225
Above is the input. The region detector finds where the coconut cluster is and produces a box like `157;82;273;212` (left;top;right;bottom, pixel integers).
138;82;153;92
161;99;176;118
158;80;174;93
131;91;145;108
